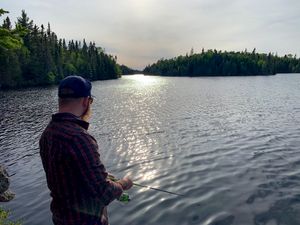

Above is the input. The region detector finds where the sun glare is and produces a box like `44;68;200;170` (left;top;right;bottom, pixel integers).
127;74;157;86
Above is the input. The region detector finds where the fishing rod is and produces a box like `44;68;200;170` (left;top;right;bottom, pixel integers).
132;182;185;197
108;176;185;200
131;181;202;207
117;182;184;203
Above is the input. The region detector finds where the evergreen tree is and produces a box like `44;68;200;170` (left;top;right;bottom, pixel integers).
17;10;33;30
2;17;11;30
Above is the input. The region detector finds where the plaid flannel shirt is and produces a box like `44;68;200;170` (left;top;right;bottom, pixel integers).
39;113;123;225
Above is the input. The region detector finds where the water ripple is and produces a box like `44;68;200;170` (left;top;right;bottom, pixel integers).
2;75;300;225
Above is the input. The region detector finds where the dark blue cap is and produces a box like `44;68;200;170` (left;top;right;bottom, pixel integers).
58;75;92;98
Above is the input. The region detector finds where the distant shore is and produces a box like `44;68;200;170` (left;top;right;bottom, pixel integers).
143;49;300;77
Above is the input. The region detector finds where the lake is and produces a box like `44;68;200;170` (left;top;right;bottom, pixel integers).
1;74;300;225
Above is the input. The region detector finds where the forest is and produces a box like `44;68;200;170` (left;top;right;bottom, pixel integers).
0;10;124;89
144;48;300;76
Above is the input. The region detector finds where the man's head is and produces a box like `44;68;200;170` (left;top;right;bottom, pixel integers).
58;75;93;121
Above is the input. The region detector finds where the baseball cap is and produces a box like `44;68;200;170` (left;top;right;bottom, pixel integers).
58;75;92;98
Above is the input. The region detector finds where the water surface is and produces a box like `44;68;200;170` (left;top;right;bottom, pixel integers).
1;74;300;225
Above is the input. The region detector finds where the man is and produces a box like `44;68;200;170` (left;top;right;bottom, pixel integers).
40;75;132;225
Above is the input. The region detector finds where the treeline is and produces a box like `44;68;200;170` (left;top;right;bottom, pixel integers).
0;10;121;89
119;64;141;75
144;48;300;76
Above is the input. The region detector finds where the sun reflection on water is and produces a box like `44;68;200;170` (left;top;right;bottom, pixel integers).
116;135;160;184
125;74;158;86
108;74;170;193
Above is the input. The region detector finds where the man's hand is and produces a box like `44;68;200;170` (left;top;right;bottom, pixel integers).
107;174;133;190
117;177;133;190
107;173;117;182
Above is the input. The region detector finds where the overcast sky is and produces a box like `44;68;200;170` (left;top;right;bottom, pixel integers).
2;0;300;69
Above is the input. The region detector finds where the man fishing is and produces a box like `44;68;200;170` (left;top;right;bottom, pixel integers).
39;75;133;225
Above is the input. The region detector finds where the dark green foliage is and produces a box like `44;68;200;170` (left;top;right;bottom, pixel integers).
0;10;121;89
0;9;24;51
144;49;300;76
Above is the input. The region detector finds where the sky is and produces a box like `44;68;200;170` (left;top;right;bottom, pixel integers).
2;0;300;70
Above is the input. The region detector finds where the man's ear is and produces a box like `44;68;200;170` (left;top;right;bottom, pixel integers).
82;97;89;108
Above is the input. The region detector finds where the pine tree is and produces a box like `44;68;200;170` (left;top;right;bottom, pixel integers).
17;10;33;30
2;17;11;30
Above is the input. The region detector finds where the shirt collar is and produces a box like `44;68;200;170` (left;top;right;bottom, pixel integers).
52;113;89;130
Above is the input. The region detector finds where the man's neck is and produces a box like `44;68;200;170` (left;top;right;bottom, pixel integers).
58;108;81;117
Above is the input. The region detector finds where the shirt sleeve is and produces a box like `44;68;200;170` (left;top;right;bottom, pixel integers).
70;133;123;206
